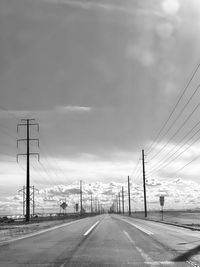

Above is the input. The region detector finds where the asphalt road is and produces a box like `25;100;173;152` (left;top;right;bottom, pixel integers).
1;214;200;266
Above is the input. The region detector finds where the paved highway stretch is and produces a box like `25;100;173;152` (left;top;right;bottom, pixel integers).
0;214;200;266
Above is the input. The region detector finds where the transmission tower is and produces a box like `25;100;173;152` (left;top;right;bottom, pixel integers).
18;186;39;217
17;119;39;222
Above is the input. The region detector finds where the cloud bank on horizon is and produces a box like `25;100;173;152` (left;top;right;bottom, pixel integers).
1;178;200;215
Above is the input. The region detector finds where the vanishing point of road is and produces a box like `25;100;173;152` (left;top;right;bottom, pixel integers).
0;214;200;266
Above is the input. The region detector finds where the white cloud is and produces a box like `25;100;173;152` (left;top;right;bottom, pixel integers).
55;106;92;113
2;178;200;215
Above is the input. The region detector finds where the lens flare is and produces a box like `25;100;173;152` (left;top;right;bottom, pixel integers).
162;0;180;15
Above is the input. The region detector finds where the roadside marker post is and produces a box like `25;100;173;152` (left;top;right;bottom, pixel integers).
159;196;164;221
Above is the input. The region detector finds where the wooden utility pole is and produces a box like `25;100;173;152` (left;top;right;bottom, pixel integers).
118;192;121;214
80;180;83;215
91;193;93;214
116;196;118;213
122;186;124;214
128;176;131;216
142;149;147;217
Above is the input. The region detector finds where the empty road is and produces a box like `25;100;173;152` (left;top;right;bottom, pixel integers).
0;214;200;266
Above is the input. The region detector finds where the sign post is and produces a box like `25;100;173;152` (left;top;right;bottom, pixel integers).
75;203;79;213
159;196;164;221
60;202;68;214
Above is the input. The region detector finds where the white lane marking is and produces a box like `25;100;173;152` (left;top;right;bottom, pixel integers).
124;231;175;266
83;220;100;236
124;231;153;263
0;218;88;245
60;261;174;267
120;218;153;235
140;262;174;265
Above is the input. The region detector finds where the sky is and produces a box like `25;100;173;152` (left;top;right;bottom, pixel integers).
1;0;200;213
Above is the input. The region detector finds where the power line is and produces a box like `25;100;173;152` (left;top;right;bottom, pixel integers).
133;157;141;177
149;84;200;160
148;118;200;174
0;105;21;120
39;133;66;181
173;154;200;176
148;133;200;176
148;118;200;171
147;62;200;154
149;102;200;161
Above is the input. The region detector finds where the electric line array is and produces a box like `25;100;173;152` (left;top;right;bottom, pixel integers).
147;62;200;154
145;61;200;180
2;63;200;216
0;104;66;189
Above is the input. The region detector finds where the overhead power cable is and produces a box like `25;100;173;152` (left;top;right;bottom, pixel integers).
0;105;20;120
39;133;66;181
147;125;200;174
173;154;200;176
149;102;200;161
133;157;141;177
147;62;200;154
148;118;200;171
148;133;200;176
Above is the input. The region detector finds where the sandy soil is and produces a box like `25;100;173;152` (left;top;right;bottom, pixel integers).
132;210;200;228
0;218;76;242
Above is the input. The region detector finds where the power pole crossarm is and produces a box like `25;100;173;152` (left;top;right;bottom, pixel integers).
17;139;39;148
17;153;39;162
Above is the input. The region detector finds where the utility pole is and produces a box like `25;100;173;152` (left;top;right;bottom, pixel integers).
32;185;35;216
128;176;131;216
18;186;25;216
80;180;83;215
17;119;39;222
18;185;39;217
116;196;118;213
118;192;121;214
32;186;39;216
91;193;93;214
122;186;124;214
142;149;147;217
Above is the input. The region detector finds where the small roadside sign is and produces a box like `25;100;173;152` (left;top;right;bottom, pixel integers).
60;202;67;210
160;196;164;206
159;196;164;221
75;203;79;212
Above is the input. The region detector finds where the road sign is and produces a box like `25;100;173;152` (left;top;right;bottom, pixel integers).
75;203;79;212
60;202;67;210
160;196;164;206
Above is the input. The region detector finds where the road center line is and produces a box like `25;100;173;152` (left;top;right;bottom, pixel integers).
84;220;100;236
120;218;154;235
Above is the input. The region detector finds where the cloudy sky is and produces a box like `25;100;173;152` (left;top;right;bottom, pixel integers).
1;0;200;212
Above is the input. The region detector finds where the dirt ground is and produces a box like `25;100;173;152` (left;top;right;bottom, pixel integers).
132;210;200;227
0;218;76;242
